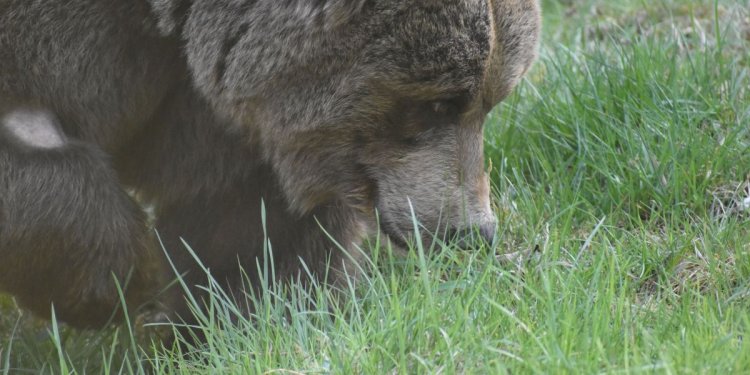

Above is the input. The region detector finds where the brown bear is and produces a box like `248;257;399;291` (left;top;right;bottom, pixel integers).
0;0;541;328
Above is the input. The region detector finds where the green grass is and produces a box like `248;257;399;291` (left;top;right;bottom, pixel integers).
2;0;749;373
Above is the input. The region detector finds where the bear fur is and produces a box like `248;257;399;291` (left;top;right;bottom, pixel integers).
0;0;541;328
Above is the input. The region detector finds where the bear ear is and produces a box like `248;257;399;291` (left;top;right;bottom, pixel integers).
483;0;541;106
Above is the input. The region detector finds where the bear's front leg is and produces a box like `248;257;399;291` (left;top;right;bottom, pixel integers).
153;163;367;324
0;109;165;328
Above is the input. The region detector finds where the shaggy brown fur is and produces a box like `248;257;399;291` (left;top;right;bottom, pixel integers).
0;0;541;328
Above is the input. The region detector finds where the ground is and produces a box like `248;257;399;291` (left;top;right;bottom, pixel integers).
2;0;750;373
